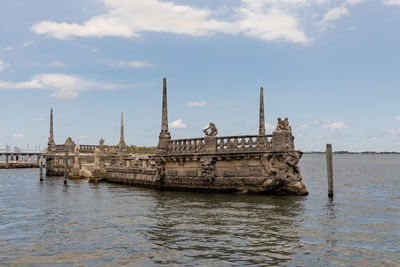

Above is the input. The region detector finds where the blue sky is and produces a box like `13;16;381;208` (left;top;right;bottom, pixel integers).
0;0;399;152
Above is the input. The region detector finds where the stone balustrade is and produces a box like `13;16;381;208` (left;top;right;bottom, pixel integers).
163;134;273;155
80;145;98;153
217;135;256;150
54;145;66;153
167;138;205;153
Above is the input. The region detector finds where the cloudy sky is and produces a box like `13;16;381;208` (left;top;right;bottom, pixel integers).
0;0;399;152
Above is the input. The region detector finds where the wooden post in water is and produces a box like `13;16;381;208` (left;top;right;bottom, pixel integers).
326;144;334;198
64;148;69;185
5;154;9;169
39;156;44;181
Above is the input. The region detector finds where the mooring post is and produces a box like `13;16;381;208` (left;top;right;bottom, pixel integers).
39;156;44;181
326;144;334;198
5;154;9;169
64;148;69;185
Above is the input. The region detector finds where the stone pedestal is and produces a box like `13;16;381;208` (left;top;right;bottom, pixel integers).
204;136;217;153
271;131;294;151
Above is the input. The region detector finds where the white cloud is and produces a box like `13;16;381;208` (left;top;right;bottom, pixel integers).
2;41;35;51
300;123;309;128
265;122;275;130
346;0;366;5
169;119;187;129
102;60;153;68
315;4;349;29
0;60;10;72
0;74;130;100
187;101;207;107
20;41;35;48
395;115;400;120
31;0;308;44
237;7;307;43
382;0;400;6
219;101;237;106
387;129;400;136
322;121;350;131
13;133;25;138
50;61;66;67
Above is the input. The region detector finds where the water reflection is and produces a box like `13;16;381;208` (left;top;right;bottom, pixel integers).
146;191;306;265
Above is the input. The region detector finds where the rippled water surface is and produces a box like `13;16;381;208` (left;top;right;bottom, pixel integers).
1;154;399;266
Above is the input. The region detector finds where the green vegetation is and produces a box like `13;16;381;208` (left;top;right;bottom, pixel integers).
126;145;157;155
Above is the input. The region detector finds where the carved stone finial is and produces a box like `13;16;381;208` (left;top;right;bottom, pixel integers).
203;122;218;137
259;87;265;136
275;117;292;132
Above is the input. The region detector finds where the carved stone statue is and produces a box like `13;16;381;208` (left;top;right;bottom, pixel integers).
99;138;105;146
74;144;80;157
73;145;80;171
276;117;292;132
64;137;75;145
94;148;101;170
203;122;218;136
200;156;216;183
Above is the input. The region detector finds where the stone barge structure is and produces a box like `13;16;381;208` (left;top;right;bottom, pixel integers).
44;78;308;195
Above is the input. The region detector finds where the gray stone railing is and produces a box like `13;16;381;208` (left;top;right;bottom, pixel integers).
167;138;205;153
51;144;122;154
80;145;98;153
216;135;271;151
54;145;66;153
164;134;273;155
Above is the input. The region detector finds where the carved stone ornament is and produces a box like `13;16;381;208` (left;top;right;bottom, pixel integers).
200;156;216;182
74;144;80;157
99;138;105;146
275;117;292;132
154;158;166;182
203;122;218;137
64;137;75;145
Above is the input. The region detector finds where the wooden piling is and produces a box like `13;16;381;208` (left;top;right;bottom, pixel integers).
64;149;69;185
5;154;9;169
326;144;334;198
39;156;43;181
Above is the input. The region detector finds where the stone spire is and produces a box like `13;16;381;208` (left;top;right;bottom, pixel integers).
119;112;126;147
157;77;171;153
160;77;170;138
259;87;265;136
48;108;55;148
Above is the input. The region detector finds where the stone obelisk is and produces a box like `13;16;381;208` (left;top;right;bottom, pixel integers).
119;112;126;148
48;108;55;152
157;77;171;153
259;87;265;136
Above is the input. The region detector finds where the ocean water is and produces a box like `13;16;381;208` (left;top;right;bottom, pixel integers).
0;154;399;266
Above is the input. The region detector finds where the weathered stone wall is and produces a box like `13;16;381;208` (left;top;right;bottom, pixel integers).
102;150;307;195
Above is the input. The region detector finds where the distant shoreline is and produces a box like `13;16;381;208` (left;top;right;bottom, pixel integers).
303;151;400;154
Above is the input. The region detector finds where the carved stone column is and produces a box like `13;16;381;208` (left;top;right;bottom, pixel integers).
73;144;80;176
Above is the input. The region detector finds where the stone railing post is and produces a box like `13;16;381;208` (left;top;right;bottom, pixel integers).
204;136;217;153
271;131;294;151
